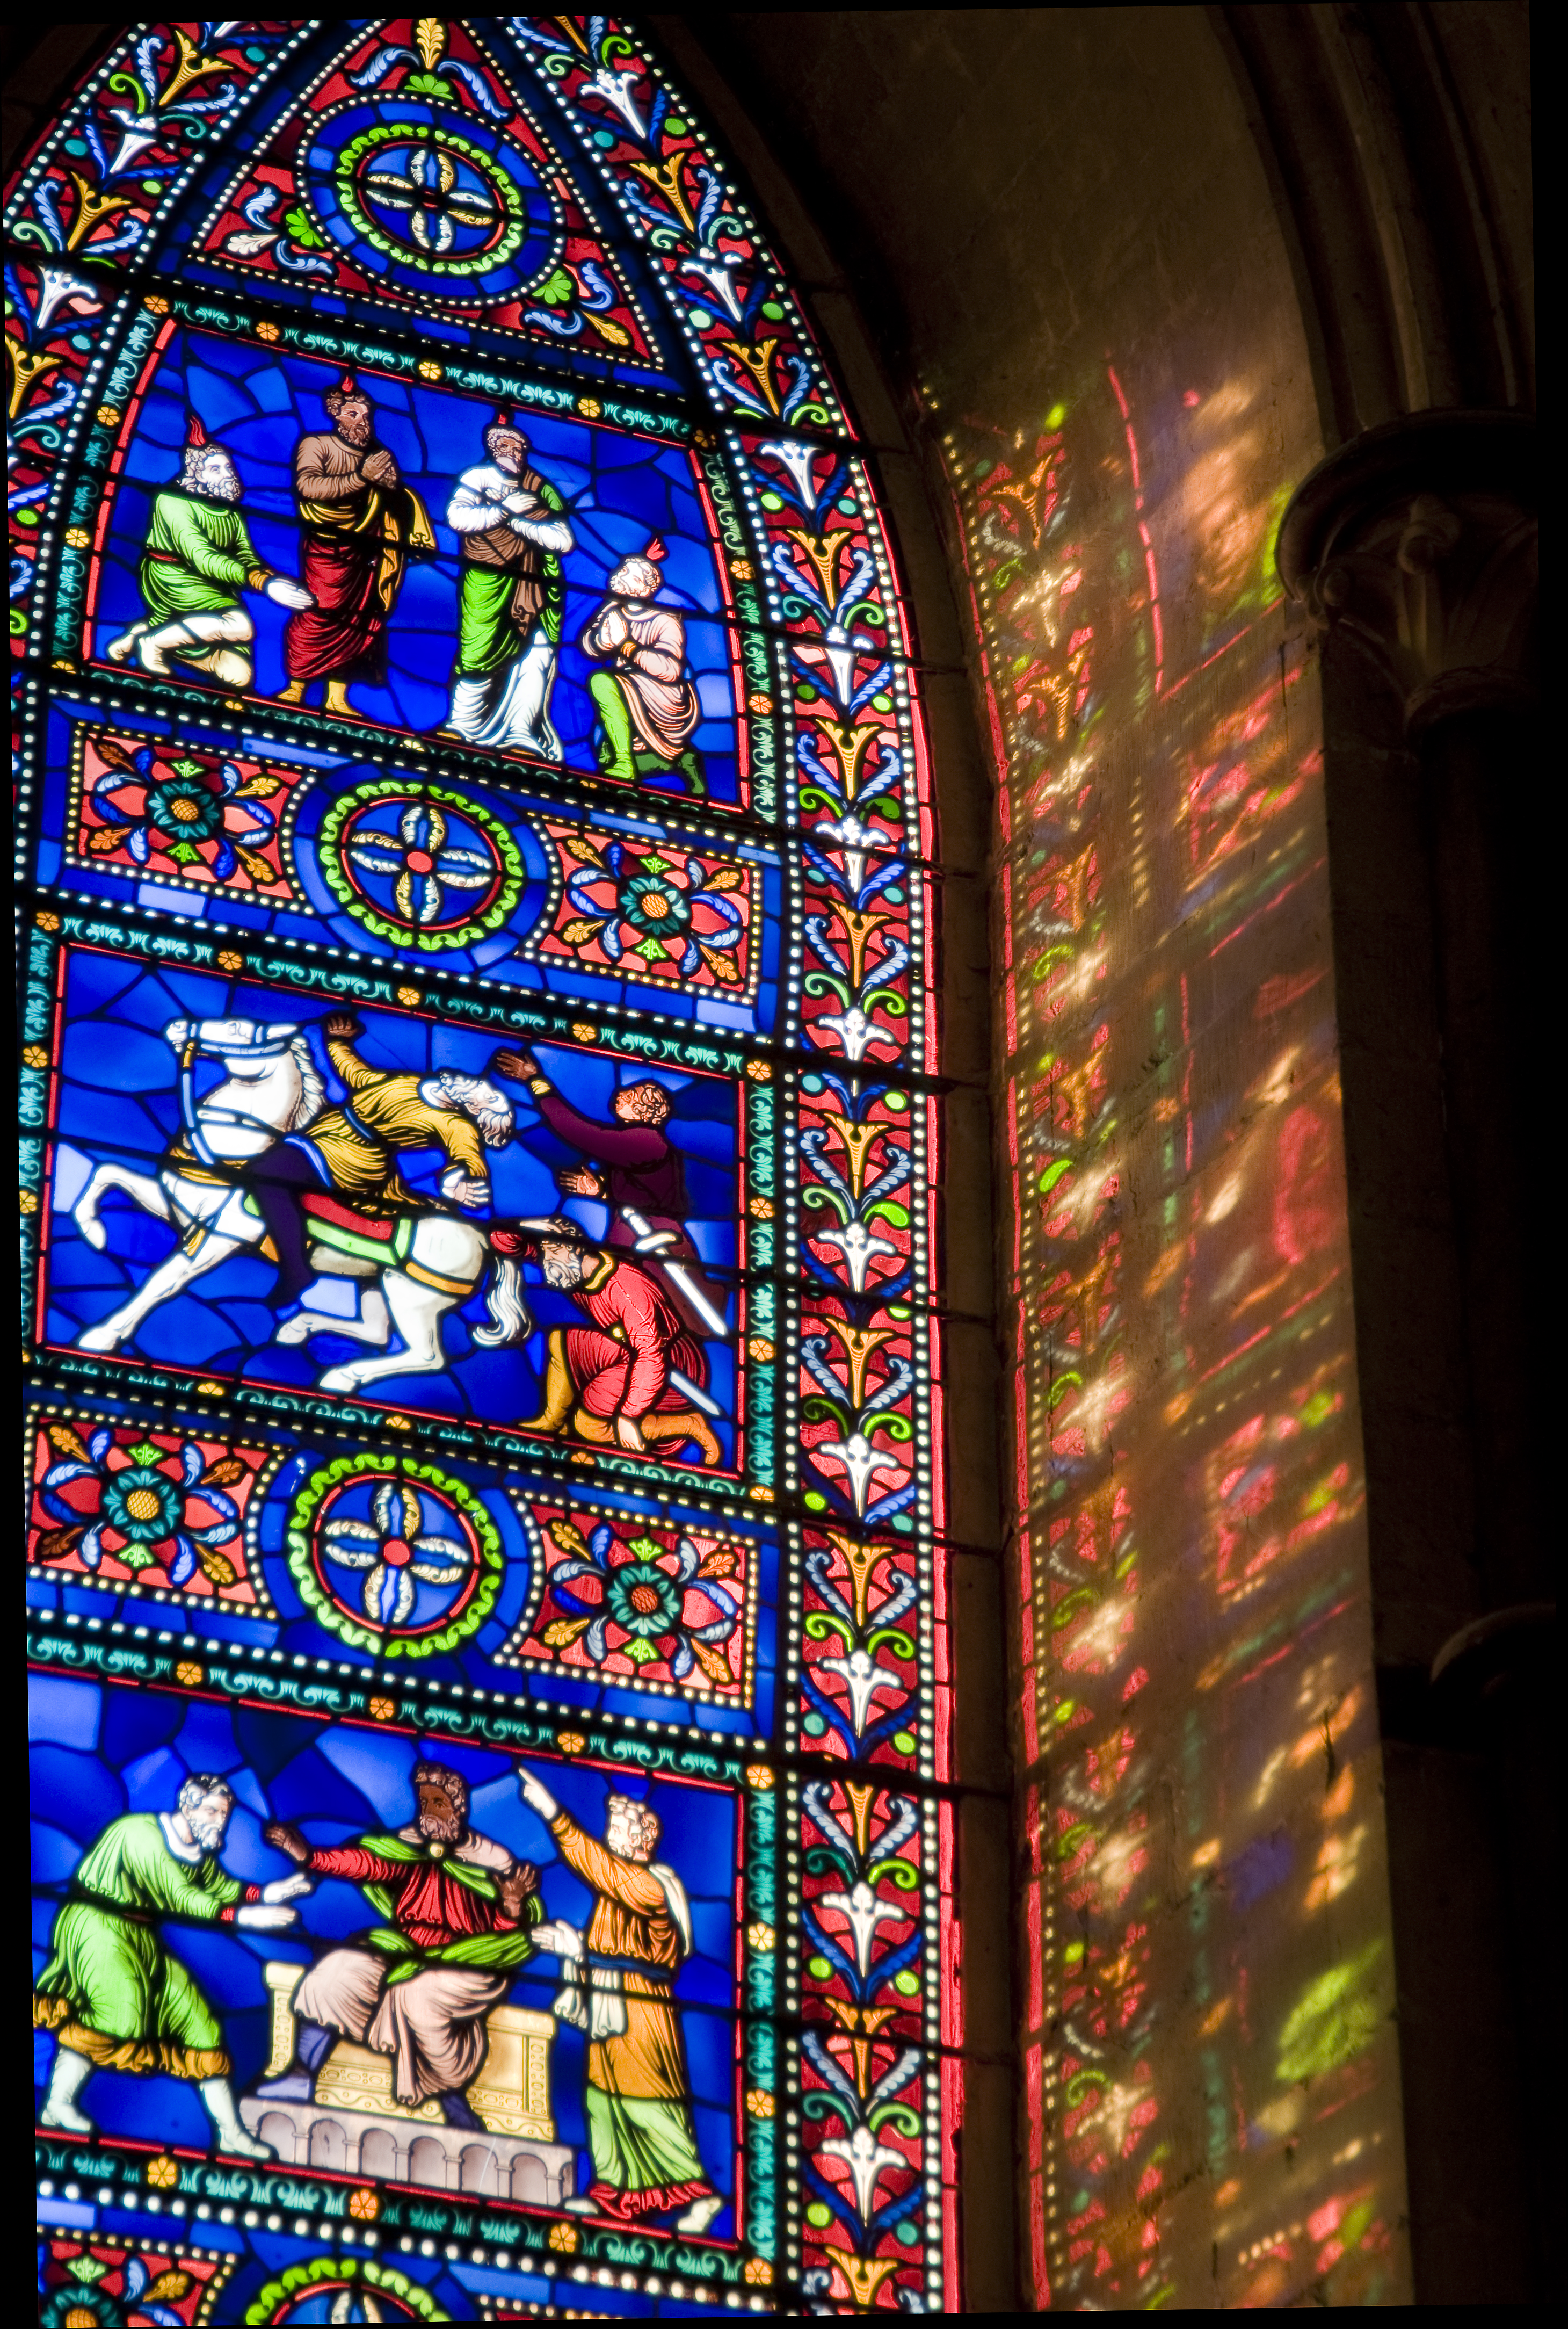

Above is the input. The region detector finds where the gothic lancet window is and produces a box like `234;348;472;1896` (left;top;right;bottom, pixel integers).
18;20;956;2318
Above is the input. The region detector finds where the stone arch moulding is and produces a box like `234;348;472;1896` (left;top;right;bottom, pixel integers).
13;16;1013;2320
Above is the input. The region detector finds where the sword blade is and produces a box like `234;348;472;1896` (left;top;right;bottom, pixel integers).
619;1206;731;1339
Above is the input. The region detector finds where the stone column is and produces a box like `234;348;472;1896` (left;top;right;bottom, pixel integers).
1279;411;1549;2303
1279;410;1540;1617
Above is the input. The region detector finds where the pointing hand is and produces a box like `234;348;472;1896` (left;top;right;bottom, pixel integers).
518;1767;559;1824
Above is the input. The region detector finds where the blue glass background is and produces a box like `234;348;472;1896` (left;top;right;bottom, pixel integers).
25;1387;779;1738
91;328;743;802
43;949;742;1459
31;1675;739;2239
35;695;783;1037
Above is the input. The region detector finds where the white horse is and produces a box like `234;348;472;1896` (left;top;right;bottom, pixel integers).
70;1017;532;1393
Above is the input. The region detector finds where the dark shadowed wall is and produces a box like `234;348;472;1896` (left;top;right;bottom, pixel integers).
662;3;1540;2310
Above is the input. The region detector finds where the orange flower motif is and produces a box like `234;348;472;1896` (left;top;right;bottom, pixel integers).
348;2186;379;2220
548;2221;578;2253
146;2154;178;2189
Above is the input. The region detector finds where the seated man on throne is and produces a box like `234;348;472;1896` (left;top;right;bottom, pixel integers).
248;1012;514;1310
258;1761;541;2127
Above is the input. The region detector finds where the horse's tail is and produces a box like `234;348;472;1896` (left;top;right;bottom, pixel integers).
473;1237;534;1348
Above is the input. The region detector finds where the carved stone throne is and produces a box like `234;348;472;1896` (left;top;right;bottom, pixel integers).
240;1962;576;2204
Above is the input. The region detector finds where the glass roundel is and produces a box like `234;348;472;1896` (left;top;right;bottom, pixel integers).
288;1456;503;1648
304;100;564;291
319;779;529;944
16;14;952;2321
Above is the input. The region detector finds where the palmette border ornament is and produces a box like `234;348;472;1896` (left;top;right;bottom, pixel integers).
14;15;953;2312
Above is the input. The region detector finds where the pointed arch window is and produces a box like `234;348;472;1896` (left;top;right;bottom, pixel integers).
16;18;959;2317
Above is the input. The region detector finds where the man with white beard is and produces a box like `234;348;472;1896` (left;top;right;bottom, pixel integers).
106;414;311;689
33;1774;310;2160
443;409;575;756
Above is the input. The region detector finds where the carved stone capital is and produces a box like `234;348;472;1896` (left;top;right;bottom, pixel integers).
1277;411;1536;735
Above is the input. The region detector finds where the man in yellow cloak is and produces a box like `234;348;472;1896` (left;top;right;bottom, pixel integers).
519;1763;722;2234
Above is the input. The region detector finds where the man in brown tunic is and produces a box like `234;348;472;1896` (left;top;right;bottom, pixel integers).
277;373;434;718
444;411;574;755
519;1763;722;2234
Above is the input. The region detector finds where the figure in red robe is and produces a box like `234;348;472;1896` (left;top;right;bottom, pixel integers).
277;373;434;718
492;1217;720;1466
491;1047;729;1344
257;1762;540;2127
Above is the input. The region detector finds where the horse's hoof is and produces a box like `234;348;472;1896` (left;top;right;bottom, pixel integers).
75;1213;107;1252
316;1366;359;1392
77;1325;121;1353
275;1313;316;1344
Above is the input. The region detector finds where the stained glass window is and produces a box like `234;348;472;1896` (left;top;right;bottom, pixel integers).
17;21;955;2317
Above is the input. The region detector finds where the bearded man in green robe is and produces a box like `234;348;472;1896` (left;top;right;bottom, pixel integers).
34;1774;310;2159
106;415;313;690
443;411;575;756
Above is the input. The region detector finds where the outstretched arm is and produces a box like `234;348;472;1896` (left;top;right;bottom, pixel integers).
320;1012;379;1092
518;1766;559;1825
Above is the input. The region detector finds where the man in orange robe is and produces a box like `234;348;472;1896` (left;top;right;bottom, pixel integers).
519;1764;722;2234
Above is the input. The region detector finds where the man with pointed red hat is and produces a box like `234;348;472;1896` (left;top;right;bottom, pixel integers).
278;373;434;719
444;407;575;755
580;538;703;792
106;414;312;689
